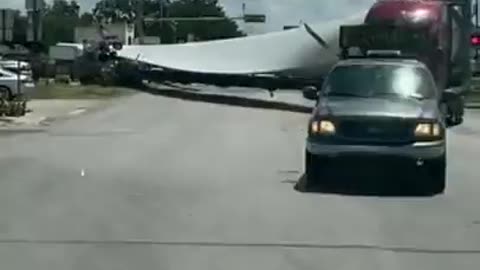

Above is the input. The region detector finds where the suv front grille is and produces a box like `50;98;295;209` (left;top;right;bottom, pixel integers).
337;118;415;143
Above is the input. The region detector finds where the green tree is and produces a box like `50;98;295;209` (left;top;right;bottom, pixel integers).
92;0;243;43
42;0;81;46
93;0;172;41
79;12;95;26
168;0;244;41
93;0;138;23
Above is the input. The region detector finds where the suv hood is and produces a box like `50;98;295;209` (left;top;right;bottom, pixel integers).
315;97;438;119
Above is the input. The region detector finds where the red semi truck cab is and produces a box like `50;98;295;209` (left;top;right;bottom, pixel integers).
365;0;471;90
339;0;472;125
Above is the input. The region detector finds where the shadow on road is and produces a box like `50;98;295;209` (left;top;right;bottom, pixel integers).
136;84;313;114
291;174;438;198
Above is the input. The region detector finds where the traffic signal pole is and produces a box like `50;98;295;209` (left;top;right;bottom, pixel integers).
136;0;145;44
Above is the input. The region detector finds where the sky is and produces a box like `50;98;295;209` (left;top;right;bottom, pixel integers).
3;0;375;32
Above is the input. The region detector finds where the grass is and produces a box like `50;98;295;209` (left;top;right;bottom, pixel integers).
31;83;136;100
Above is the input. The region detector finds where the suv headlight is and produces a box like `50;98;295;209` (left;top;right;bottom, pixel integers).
310;120;336;135
414;122;442;139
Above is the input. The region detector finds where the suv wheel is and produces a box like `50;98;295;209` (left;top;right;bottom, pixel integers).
427;154;446;195
299;151;316;192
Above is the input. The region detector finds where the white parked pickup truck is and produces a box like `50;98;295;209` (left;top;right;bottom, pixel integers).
0;67;35;100
0;59;33;78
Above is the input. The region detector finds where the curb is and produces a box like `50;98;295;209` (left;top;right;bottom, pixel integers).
0;104;95;133
143;86;314;114
0;127;47;134
0;115;48;134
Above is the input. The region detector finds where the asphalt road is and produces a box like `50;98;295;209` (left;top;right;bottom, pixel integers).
0;93;479;269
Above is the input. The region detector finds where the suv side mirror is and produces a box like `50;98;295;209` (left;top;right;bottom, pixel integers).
302;86;319;100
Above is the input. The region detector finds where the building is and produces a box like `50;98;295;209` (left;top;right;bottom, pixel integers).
74;23;135;45
134;36;161;45
283;25;299;30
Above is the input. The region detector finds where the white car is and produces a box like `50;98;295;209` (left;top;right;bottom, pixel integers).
0;67;35;100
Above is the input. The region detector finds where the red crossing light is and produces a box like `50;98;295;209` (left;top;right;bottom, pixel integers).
472;35;480;46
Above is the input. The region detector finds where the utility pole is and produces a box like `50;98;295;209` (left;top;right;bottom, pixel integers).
32;0;37;44
160;0;164;32
26;0;43;45
136;0;145;44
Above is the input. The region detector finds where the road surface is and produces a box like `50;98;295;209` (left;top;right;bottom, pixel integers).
0;93;479;269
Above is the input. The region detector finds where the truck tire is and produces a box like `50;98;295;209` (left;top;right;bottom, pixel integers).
112;42;123;51
445;104;464;127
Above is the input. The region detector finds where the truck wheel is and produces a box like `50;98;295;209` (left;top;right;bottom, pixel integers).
446;95;465;127
455;115;464;125
112;42;123;51
445;107;463;127
449;113;463;126
301;151;331;192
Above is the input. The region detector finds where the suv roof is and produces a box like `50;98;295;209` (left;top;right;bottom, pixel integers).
334;58;427;69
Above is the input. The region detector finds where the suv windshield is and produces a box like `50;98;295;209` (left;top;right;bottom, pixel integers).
324;64;437;100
